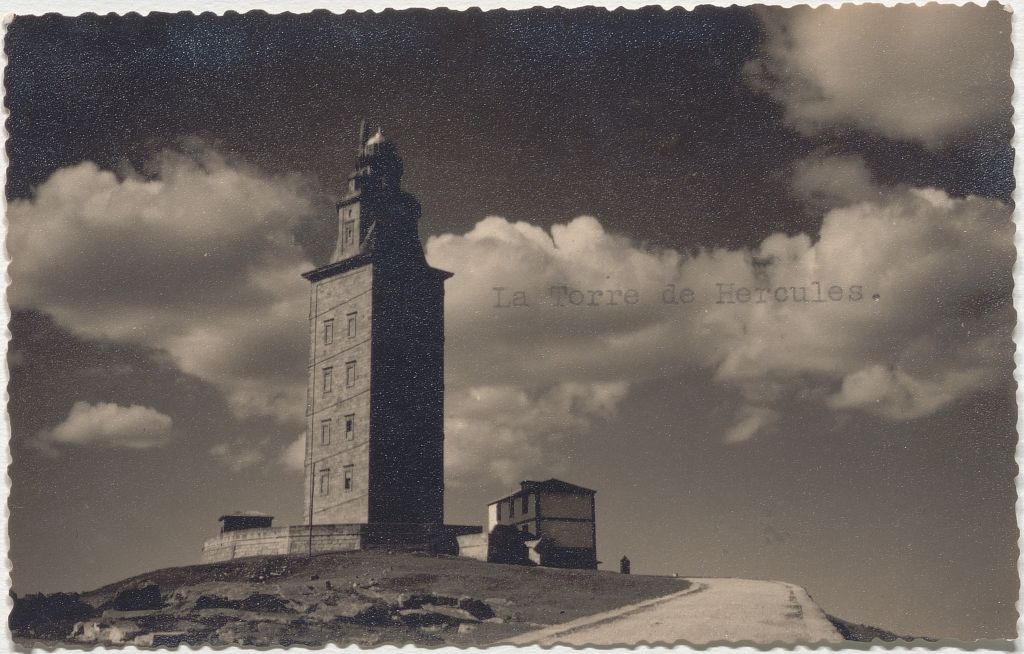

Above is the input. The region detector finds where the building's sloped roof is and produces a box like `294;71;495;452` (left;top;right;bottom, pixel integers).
489;478;596;504
521;479;596;494
218;511;273;521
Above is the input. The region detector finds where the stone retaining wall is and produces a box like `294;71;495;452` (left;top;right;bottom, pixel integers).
201;523;481;563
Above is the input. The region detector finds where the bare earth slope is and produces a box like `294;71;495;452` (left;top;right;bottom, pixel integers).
13;551;896;647
13;551;687;648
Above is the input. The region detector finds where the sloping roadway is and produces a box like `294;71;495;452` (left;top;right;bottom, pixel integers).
502;577;844;646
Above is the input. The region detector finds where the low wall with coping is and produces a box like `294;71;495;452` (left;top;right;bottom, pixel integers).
456;533;488;561
201;523;481;563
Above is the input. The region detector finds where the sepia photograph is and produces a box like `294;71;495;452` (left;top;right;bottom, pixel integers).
2;2;1018;647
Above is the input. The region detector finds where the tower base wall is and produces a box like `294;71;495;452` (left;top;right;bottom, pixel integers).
200;523;481;564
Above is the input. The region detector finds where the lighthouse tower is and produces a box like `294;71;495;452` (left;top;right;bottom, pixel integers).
200;123;479;563
301;121;450;528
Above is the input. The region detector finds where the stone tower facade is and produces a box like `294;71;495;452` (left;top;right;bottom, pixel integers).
301;122;449;527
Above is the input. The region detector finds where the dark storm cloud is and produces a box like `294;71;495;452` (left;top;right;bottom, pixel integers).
5;7;1011;248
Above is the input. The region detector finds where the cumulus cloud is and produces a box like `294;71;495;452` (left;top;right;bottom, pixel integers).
428;182;1012;448
280;433;307;472
12;146;1012;477
210;442;268;472
791;154;881;209
37;401;172;454
724;406;779;445
8;147;319;423
744;4;1011;147
445;382;629;485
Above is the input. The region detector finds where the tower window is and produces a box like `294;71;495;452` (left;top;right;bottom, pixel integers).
343;220;355;246
319;468;330;496
344;465;354;491
522;494;530;514
324;319;334;345
321;419;331;445
347;312;357;338
323;367;333;393
346;361;356;387
345;414;355;440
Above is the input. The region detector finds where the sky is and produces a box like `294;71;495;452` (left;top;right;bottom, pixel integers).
3;4;1018;640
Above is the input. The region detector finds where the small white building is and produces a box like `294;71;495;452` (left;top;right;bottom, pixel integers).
466;479;597;569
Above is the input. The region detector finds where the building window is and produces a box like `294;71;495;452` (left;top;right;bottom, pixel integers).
323;367;333;393
522;494;529;514
319;468;330;496
509;499;515;519
321;419;331;445
343;220;355;245
344;466;354;491
347;312;357;338
324;319;334;345
345;414;355;440
346;361;356;387
496;503;501;521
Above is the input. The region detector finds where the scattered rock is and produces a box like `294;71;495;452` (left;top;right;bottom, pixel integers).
108;583;163;611
238;593;294;613
194;595;239;610
484;597;514;606
351;602;392;626
458;598;495;620
396;609;461;628
245;559;290;583
72;620;137;644
401;593;457;609
134;629;214;647
9;592;97;640
328;598;376;619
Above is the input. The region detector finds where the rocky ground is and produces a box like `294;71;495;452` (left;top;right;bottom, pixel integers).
11;550;689;648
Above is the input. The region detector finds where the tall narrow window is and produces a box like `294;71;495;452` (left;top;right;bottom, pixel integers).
347;312;357;338
496;503;501;521
323;319;334;345
346;361;356;387
345;414;355;440
320;419;331;445
509;499;515;519
318;468;330;496
344;466;354;491
343;220;355;245
522;494;529;514
323;367;333;393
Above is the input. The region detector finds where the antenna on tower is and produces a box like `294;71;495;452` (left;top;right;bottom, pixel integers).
358;119;370;147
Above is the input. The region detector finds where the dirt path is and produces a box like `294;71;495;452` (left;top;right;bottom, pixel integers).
502;578;844;646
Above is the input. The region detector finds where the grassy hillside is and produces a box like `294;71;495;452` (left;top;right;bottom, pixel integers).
12;551;688;648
